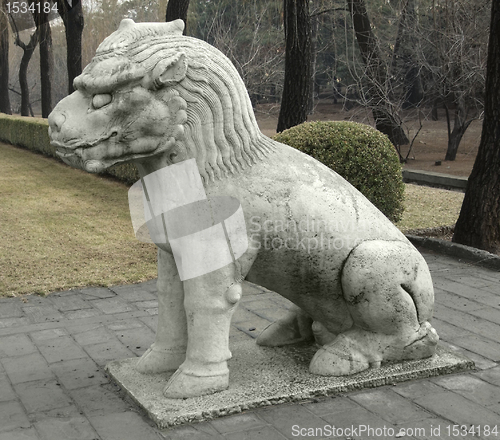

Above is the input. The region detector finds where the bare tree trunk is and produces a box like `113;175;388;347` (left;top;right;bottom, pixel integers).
56;0;84;95
348;0;409;147
431;98;439;121
453;0;500;253
165;0;190;34
277;0;312;133
308;13;318;114
33;2;54;117
391;0;422;109
19;36;38;116
444;98;473;161
404;66;423;108
0;0;12;114
11;16;39;116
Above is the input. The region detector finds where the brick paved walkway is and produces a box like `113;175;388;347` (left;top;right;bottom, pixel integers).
0;251;499;440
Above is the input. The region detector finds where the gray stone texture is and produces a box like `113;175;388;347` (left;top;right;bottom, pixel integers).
0;251;497;439
105;343;471;428
48;19;440;399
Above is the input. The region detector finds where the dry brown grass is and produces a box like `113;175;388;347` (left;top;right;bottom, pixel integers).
396;184;464;232
0;142;464;297
0;143;157;297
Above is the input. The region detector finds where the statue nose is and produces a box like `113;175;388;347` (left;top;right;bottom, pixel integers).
48;111;66;132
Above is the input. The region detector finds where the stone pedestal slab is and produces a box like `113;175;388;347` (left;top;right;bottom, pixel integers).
105;341;473;428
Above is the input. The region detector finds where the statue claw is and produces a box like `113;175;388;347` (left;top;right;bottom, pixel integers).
163;368;229;398
135;345;185;375
309;322;438;376
309;340;371;376
256;305;314;347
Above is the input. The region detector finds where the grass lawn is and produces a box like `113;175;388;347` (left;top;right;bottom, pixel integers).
397;184;463;232
0;142;157;297
0;142;464;297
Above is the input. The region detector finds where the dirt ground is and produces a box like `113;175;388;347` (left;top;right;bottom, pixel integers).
255;101;481;178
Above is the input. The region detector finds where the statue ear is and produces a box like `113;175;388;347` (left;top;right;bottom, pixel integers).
151;53;187;89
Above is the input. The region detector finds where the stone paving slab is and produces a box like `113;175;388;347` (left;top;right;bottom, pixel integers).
0;251;498;440
106;343;473;429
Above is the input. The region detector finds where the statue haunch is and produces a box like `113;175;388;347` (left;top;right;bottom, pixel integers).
48;19;438;399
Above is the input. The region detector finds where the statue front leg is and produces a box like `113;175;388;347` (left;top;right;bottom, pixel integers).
136;249;187;374
163;264;241;398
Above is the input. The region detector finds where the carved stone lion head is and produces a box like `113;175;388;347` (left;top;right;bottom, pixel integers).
49;19;273;181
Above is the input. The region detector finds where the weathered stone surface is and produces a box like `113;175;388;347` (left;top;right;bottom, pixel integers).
14;380;73;414
2;353;55;385
48;19;439;399
0;261;494;437
105;342;472;428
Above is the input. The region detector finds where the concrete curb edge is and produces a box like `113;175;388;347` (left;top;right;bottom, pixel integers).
407;235;500;271
402;170;467;191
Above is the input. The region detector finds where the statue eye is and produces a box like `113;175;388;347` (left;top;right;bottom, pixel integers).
92;94;112;109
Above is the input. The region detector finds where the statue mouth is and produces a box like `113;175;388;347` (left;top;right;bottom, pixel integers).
51;138;87;158
51;130;119;159
54;145;79;158
50;130;149;173
52;144;106;173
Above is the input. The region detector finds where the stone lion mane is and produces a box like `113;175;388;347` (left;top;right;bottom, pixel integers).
75;19;275;182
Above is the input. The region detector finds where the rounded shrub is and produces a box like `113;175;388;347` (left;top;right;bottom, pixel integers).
274;121;405;223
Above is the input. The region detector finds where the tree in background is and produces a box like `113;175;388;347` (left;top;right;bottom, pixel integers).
391;0;423;110
453;0;500;253
32;1;54;117
56;0;84;94
165;0;190;33
10;13;39;116
119;0;167;22
419;0;489;161
191;0;284;106
82;0;167;67
334;0;488;161
277;0;312;132
0;0;12;114
81;0;122;66
346;0;409;148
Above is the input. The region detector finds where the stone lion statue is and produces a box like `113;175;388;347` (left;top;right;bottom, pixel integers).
48;19;438;399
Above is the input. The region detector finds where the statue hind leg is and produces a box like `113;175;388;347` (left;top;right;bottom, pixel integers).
256;304;339;347
310;240;439;376
256;304;315;347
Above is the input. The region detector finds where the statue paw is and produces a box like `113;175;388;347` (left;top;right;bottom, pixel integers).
402;322;439;360
256;306;314;347
163;368;229;398
309;322;439;377
135;345;185;374
309;337;371;376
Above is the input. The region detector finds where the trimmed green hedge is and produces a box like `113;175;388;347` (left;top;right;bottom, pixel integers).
107;162;140;185
0;116;405;221
274;121;405;223
0;114;53;156
0;114;139;185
